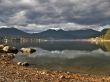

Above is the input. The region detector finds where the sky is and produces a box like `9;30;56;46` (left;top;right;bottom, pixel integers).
0;0;110;32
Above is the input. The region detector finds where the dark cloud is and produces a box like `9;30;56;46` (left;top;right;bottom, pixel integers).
0;0;110;31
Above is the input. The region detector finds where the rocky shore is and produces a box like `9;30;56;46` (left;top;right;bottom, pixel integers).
0;53;110;82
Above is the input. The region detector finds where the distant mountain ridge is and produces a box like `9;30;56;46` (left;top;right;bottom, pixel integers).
33;29;101;39
0;27;30;37
0;27;101;39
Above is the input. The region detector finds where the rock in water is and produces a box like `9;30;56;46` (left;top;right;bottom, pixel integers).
22;62;29;66
0;44;7;53
3;46;18;54
7;53;15;59
17;62;29;66
20;48;36;54
0;44;6;49
17;62;22;66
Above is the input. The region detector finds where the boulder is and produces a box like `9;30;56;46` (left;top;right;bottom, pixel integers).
7;53;15;59
22;62;29;66
20;48;36;54
17;62;29;66
3;46;18;54
17;62;22;66
0;44;7;49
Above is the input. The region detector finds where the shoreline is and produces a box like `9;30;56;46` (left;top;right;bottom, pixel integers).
0;53;110;82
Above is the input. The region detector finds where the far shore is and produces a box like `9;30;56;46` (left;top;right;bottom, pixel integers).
79;38;110;44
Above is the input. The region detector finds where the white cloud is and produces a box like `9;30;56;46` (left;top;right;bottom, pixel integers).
8;11;27;25
13;23;107;33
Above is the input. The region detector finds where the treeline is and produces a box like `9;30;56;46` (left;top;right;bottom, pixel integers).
99;28;110;40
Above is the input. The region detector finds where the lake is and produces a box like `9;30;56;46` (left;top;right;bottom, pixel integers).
7;41;110;75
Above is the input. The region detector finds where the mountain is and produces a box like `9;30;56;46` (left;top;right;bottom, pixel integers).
0;27;101;39
0;27;30;38
33;29;101;39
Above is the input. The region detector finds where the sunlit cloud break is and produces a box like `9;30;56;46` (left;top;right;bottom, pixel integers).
0;23;108;33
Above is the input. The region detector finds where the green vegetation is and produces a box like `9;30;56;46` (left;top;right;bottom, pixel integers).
100;28;110;40
97;28;110;52
98;42;110;52
103;42;110;52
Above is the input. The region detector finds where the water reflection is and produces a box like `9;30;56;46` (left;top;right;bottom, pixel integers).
7;41;101;51
100;42;110;52
8;41;110;74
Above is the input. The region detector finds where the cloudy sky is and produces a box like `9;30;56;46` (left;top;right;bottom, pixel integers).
0;0;110;32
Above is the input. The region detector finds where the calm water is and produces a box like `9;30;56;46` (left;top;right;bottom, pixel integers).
7;41;110;74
